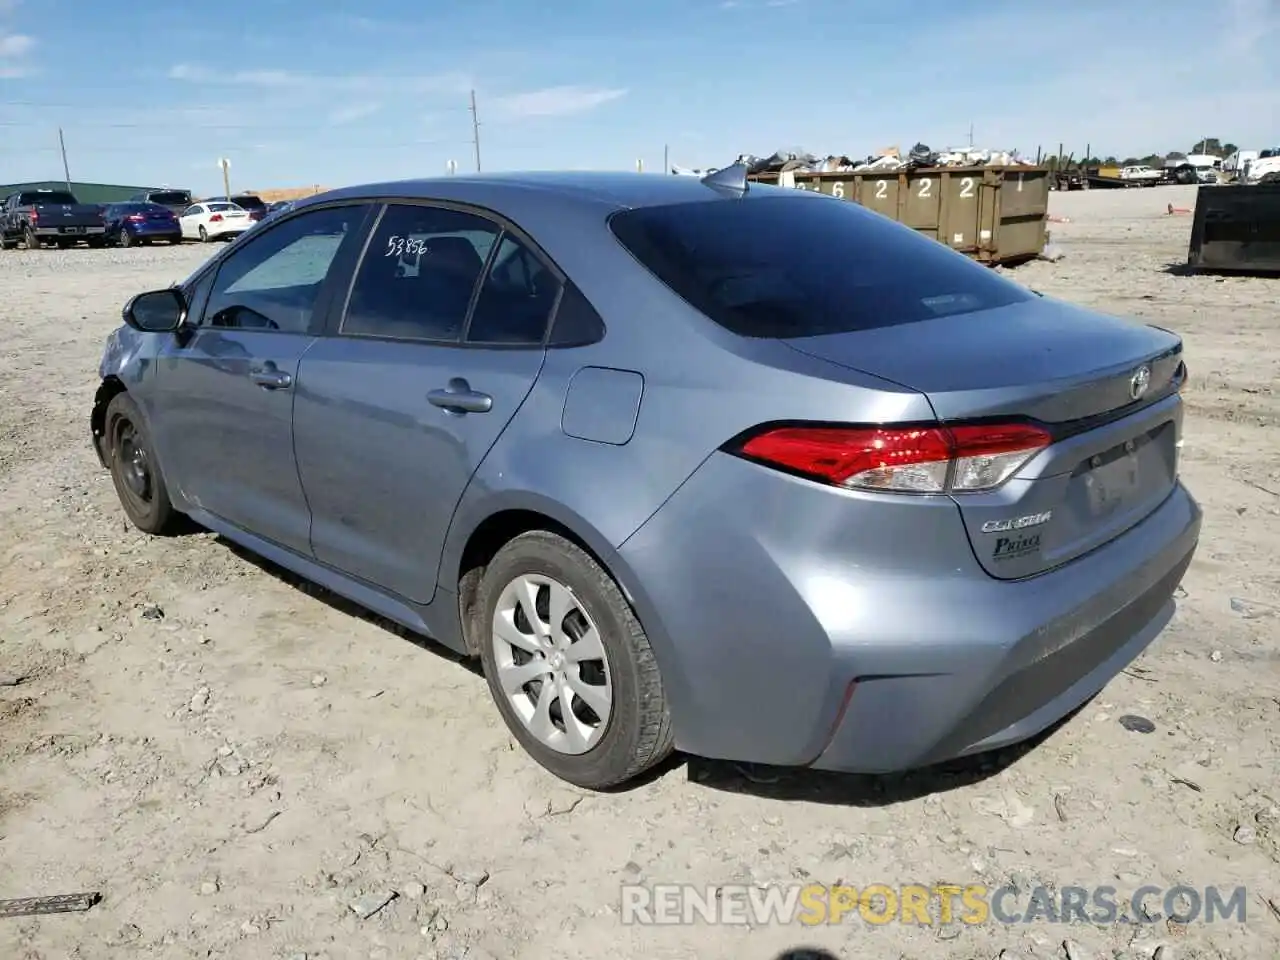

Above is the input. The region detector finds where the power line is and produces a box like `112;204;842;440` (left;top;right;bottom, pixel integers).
0;118;430;131
0;136;476;157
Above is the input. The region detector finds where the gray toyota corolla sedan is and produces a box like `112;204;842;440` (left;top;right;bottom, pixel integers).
91;165;1200;789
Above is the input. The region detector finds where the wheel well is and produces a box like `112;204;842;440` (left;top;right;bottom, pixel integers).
91;377;128;451
455;509;603;658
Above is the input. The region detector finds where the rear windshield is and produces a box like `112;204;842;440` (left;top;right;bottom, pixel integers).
207;202;239;212
608;194;1035;338
148;191;192;205
233;194;265;209
18;191;78;205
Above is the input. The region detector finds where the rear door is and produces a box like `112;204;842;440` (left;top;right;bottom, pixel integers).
150;201;374;553
293;202;559;603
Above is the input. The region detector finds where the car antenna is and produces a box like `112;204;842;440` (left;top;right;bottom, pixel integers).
700;162;749;197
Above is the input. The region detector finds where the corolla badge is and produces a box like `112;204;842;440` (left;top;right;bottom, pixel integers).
1129;364;1152;400
981;511;1052;534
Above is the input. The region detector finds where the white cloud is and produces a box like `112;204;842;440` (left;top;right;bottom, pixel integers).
0;30;31;56
0;16;33;77
489;85;627;118
167;63;472;95
328;102;382;125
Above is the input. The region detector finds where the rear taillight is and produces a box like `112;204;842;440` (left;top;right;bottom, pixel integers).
209;214;223;222
28;209;38;222
732;422;1052;494
1176;360;1188;391
127;214;146;222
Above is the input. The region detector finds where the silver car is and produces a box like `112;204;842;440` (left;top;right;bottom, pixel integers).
91;166;1200;789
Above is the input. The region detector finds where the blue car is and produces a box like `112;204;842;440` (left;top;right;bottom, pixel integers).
103;202;182;247
90;167;1199;789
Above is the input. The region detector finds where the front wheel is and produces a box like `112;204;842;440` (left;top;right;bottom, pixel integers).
105;392;182;535
477;530;674;789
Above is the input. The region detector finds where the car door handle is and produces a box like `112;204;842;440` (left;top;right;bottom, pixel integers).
428;379;492;414
249;368;292;389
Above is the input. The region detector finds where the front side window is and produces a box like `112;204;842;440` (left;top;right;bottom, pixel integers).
341;204;500;342
202;204;363;333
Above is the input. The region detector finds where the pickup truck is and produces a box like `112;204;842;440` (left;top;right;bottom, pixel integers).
0;188;108;249
1119;165;1163;185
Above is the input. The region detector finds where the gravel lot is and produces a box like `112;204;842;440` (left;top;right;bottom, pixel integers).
1;185;1278;960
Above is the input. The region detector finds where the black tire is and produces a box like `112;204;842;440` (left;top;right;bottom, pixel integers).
23;229;41;250
476;530;674;789
198;225;209;243
120;229;133;248
105;392;182;536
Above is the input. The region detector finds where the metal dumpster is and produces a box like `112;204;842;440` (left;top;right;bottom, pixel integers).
1187;183;1280;274
747;165;1051;265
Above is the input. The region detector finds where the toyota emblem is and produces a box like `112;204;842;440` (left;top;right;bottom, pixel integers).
1129;364;1151;400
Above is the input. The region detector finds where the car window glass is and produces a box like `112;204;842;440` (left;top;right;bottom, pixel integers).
341;204;500;342
465;234;561;345
204;205;362;334
609;195;1035;338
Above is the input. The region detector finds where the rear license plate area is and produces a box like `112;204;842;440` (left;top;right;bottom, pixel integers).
64;226;85;234
1071;422;1174;518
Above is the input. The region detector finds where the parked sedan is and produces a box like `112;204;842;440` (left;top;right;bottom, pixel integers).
90;168;1200;789
103;202;182;247
202;192;269;222
178;201;251;242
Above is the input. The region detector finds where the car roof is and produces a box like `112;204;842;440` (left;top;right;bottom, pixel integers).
315;169;802;214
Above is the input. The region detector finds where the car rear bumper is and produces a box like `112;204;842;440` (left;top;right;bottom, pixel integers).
616;452;1200;773
34;225;105;236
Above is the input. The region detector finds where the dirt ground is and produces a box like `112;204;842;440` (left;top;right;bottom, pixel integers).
1;184;1277;960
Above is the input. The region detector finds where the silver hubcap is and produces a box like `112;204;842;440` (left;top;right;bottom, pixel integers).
491;574;612;755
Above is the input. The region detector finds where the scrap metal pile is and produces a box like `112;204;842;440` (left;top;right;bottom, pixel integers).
735;143;1037;174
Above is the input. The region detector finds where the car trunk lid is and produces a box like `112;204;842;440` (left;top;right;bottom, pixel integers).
784;296;1185;579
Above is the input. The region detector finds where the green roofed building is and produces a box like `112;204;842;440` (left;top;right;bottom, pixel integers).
0;180;168;204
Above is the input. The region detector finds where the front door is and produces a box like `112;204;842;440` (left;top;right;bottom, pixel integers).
152;202;372;554
293;202;561;603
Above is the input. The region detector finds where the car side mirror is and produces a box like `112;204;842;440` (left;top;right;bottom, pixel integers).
123;288;186;333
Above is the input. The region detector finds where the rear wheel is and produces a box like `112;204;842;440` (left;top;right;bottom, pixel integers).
476;530;674;789
120;229;134;248
23;228;40;250
198;225;209;243
105;392;181;536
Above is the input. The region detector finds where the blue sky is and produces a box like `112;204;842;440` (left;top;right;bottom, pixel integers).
1;0;1275;193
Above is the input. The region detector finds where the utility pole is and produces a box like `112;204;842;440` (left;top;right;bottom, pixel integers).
968;123;974;149
219;158;231;199
58;128;72;191
469;89;482;173
663;143;669;174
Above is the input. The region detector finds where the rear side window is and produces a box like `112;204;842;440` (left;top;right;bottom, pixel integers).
465;234;561;345
341;204;500;343
608;195;1034;338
